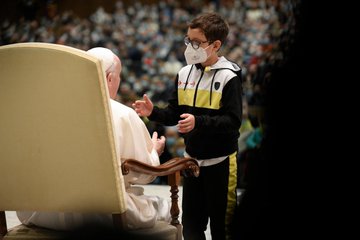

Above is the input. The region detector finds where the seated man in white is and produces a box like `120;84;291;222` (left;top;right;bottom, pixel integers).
17;47;171;230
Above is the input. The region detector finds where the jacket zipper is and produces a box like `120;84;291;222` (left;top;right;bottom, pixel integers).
209;69;218;106
193;70;204;107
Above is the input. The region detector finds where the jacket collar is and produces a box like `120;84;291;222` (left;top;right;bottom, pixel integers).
195;63;205;70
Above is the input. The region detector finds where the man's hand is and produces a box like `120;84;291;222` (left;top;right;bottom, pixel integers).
132;94;153;117
178;113;195;133
152;131;166;156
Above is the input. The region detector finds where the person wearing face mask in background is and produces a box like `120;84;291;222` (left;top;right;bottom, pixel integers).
133;12;242;240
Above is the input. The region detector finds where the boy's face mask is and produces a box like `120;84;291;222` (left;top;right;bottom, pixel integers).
184;44;211;65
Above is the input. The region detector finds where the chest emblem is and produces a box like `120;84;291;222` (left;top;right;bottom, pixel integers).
214;82;220;90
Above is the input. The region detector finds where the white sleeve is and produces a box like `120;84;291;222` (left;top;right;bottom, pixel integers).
115;106;160;184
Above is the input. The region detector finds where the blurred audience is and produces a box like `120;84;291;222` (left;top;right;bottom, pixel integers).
1;0;300;188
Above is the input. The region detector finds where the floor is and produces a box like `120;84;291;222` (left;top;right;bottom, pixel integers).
5;184;212;239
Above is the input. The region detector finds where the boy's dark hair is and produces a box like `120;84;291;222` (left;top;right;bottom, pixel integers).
188;12;229;46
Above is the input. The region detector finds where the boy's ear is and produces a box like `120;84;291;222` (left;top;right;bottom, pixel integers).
213;40;222;51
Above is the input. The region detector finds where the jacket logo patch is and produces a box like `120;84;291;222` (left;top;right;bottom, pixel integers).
214;82;220;90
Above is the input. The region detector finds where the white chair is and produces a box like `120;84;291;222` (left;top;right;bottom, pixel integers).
0;43;199;240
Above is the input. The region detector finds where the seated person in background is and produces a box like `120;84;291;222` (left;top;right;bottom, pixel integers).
238;100;254;154
17;47;171;231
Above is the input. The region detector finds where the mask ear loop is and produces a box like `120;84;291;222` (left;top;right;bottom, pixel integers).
203;42;215;60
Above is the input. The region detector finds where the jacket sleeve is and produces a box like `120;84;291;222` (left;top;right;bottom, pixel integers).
148;74;181;126
195;75;242;133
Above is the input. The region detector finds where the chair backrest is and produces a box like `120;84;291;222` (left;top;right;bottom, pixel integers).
0;42;126;214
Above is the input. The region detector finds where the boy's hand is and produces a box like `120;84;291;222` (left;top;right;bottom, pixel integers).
178;113;195;133
132;94;153;117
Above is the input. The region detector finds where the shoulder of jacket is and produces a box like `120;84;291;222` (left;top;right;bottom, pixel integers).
211;56;242;73
178;64;193;75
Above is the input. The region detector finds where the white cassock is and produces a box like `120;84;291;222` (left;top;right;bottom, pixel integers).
17;99;170;230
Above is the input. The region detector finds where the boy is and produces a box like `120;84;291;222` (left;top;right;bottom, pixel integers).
133;12;242;239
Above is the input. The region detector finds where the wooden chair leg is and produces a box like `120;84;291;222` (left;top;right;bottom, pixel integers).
112;212;127;230
168;171;182;240
0;211;8;239
168;171;181;226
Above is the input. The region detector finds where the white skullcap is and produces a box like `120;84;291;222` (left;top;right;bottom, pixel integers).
87;47;114;73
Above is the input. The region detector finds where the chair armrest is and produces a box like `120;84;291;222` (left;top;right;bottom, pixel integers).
122;157;199;231
121;157;199;177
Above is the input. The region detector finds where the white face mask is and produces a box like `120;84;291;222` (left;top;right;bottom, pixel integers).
184;44;210;65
